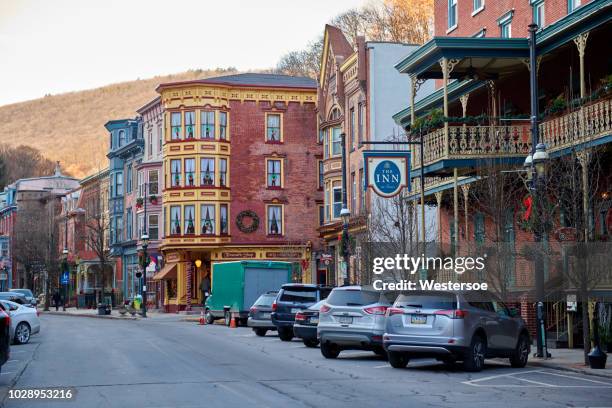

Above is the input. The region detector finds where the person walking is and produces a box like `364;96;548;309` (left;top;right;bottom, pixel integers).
52;291;61;311
199;273;211;307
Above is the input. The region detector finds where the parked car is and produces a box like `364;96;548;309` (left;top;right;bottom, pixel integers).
317;286;390;359
0;300;40;345
10;289;37;306
247;291;278;336
0;303;10;372
383;291;531;372
271;284;332;342
0;292;28;306
205;261;292;326
293;300;325;347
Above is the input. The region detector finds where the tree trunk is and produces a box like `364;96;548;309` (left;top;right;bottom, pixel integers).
580;284;591;365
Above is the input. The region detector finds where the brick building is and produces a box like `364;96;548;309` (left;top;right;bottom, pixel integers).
394;0;612;345
317;25;432;286
154;73;321;312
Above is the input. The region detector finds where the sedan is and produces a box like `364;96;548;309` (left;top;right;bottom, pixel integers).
0;300;40;345
247;291;278;337
293;300;325;347
10;289;37;306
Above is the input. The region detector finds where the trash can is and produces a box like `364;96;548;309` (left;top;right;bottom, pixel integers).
97;303;111;315
133;295;142;310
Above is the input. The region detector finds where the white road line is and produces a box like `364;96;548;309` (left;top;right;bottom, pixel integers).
463;369;544;384
0;372;14;375
541;370;612;385
374;365;388;369
513;376;556;387
6;360;20;363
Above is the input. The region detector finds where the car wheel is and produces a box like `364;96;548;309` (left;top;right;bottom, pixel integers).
15;322;30;345
254;328;267;337
205;311;215;325
388;351;409;368
510;334;530;368
278;328;293;342
303;339;319;348
463;335;486;372
320;342;340;359
224;311;231;327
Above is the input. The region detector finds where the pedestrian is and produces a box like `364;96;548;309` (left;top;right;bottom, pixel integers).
200;273;211;307
52;291;61;311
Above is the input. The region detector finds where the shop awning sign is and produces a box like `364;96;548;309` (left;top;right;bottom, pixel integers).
364;151;411;198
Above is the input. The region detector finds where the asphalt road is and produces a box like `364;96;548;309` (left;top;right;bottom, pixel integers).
1;315;611;408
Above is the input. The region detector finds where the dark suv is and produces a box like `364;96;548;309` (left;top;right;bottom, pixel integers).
271;284;332;341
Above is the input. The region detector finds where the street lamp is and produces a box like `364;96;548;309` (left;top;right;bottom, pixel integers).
141;233;149;318
340;132;351;286
532;143;549;178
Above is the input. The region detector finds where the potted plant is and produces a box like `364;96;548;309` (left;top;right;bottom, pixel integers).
136;197;144;209
546;94;567;116
149;195;158;205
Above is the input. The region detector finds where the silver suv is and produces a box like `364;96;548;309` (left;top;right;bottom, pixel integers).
317;286;390;359
383;291;530;372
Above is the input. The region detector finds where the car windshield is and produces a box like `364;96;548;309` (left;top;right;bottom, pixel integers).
394;292;457;309
326;289;383;306
279;288;317;303
253;294;276;307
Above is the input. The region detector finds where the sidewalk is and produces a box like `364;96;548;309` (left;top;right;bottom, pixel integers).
40;307;188;321
527;348;612;379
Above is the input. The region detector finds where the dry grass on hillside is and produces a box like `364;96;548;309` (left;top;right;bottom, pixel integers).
0;68;238;179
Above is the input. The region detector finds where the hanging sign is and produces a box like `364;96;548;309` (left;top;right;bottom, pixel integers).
364;151;411;198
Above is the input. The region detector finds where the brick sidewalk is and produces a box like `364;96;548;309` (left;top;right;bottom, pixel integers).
527;348;612;378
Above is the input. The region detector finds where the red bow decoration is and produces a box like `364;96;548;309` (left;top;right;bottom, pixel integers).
522;195;533;221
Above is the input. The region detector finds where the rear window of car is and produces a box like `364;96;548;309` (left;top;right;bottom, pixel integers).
280;288;317;302
254;294;276;307
394;293;457;309
326;290;382;306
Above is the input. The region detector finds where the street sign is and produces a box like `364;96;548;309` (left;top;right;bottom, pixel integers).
566;294;577;312
364;151;411;198
61;271;69;285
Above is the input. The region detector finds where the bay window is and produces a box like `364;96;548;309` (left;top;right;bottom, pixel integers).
200;157;215;186
116;172;123;196
219;158;227;187
219;111;227;140
148;170;159;195
201;204;215;235
149;214;159;240
333;186;342;219
170;159;182;187
185;111;195;139
201;111;215;139
171;112;181;140
323;129;329;159
220;204;228;234
185;158;195;187
170;206;181;235
184;205;195;235
331;127;342;156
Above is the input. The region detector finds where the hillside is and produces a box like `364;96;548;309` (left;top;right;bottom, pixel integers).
0;68;238;179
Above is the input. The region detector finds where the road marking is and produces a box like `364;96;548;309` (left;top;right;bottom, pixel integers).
0;372;14;375
6;360;20;363
374;365;388;369
463;369;544;385
541;370;612;385
513;376;556;387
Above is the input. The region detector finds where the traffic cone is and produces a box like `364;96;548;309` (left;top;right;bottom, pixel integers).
229;315;237;328
199;310;206;325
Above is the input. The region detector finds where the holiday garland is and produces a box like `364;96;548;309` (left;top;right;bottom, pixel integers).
236;210;259;233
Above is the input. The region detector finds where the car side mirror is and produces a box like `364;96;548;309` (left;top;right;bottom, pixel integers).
508;307;519;318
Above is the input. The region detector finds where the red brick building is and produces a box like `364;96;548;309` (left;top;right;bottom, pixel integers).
154;73;321;311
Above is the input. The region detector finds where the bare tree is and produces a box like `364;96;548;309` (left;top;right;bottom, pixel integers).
276;37;323;79
0;144;57;190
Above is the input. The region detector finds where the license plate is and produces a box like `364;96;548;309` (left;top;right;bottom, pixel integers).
410;314;427;324
338;316;353;324
291;308;301;314
261;313;271;319
310;317;319;324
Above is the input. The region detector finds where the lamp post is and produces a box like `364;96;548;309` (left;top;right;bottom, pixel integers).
340;132;351;286
62;212;68;311
141;233;149;318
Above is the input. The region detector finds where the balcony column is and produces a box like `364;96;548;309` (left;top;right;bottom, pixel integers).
439;58;460;156
435;191;443;243
453;168;459;248
577;151;591;242
573;32;589;99
461;184;470;241
460;94;469;120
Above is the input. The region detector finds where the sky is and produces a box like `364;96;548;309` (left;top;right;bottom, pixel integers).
0;0;366;106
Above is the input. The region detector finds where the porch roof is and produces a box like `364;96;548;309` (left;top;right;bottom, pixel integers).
393;0;612;127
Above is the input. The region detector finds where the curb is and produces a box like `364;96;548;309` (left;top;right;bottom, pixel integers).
528;360;612;379
42;311;138;321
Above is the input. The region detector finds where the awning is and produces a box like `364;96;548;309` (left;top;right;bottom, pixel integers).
152;263;177;280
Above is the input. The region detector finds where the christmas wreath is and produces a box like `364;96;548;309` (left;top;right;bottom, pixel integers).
236;210;259;233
